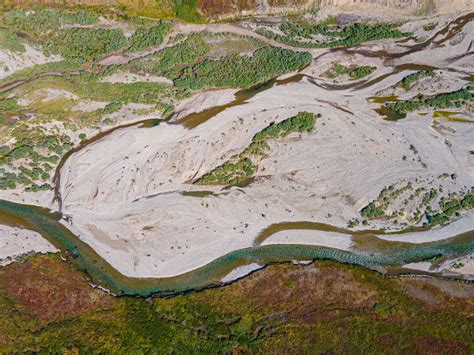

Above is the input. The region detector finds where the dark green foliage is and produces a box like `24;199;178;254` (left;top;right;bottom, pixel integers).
26;183;52;192
258;19;412;48
325;63;376;80
197;158;256;185
125;21;171;53
398;70;435;90
129;34;297;91
425;191;474;226
386;87;473;113
173;47;312;89
348;66;377;79
360;202;386;218
0;134;71;190
196;112;316;185
130;34;210;77
253;111;316;141
2;8;99;36
52;28;126;61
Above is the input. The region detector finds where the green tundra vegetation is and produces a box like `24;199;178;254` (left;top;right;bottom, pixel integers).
0;254;473;352
2;8;99;36
195;112;317;185
324;62;376;80
124;21;171;53
0;1;201;22
52;28;127;61
0;60;84;87
256;17;412;48
128;33;213;77
128;32;311;90
397;70;435;90
0;7;312;192
174;47;311;90
0;133;71;190
385;86;473;113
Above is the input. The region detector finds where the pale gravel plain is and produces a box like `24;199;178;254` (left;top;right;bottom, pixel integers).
0;224;58;266
58;14;474;278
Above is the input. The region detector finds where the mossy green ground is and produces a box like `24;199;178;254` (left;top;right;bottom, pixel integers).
0;254;472;353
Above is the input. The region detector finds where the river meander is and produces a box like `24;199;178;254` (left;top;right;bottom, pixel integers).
0;198;472;297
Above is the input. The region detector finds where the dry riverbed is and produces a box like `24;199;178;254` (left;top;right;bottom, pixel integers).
58;13;473;278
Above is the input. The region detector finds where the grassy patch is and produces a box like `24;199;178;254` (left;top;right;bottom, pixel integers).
174;0;202;23
0;60;83;87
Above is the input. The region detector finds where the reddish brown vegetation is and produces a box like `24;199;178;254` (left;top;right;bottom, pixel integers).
198;0;258;17
0;256;111;321
204;262;381;323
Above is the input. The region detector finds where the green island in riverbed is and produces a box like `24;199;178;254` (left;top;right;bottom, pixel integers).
195;112;318;185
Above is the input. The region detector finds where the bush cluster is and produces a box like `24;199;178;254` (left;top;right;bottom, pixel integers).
173;47;312;90
425;191;474;226
325;63;376;80
386;87;473;113
257;19;412;49
398;70;435;90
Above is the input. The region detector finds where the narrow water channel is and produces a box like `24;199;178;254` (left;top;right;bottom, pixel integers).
0;198;472;297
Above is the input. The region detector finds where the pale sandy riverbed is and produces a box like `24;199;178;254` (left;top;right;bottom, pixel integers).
0;224;58;266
